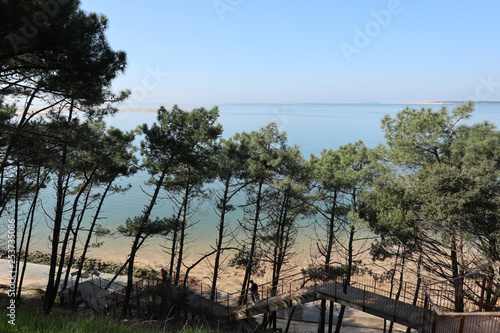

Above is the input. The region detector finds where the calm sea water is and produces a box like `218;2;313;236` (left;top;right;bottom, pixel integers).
23;103;500;257
111;102;500;154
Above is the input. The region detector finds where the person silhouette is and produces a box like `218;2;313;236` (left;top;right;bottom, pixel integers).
161;268;170;284
250;280;260;304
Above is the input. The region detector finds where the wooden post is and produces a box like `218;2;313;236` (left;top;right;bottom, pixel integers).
403;282;406;303
363;286;366;311
135;283;139;313
431;311;438;333
328;301;334;333
457;276;464;312
393;296;397;320
458;315;466;333
421;296;429;333
211;292;214;316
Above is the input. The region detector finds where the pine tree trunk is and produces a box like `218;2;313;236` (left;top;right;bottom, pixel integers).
318;191;338;333
122;168;168;316
174;168;190;286
240;180;264;304
72;179;113;304
211;177;230;301
43;145;68;314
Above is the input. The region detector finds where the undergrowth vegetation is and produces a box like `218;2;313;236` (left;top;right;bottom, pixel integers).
0;291;220;333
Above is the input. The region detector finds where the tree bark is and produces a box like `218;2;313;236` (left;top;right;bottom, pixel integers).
239;180;264;304
43;144;68;313
56;169;96;296
168;198;185;279
71;179;113;305
211;176;230;301
174;168;190;286
16;168;45;303
318;191;337;333
122;167;168;316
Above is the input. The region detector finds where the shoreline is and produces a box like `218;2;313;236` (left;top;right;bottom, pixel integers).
0;247;311;293
1;237;392;296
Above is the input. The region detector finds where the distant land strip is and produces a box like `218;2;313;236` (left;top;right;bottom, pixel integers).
405;101;500;105
14;101;500;115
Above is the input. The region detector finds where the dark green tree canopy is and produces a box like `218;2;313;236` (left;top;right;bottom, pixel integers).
139;105;222;175
365;102;500;283
447;121;500;168
117;216;173;238
381;102;474;167
1;0;127;105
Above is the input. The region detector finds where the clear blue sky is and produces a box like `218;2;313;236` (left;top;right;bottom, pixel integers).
79;0;500;106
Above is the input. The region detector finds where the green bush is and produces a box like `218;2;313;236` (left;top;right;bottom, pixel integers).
0;294;218;333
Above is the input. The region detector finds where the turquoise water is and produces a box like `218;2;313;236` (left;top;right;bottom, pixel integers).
111;102;500;154
19;103;500;257
98;103;500;238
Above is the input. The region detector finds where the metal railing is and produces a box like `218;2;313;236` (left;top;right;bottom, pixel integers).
421;273;500;333
67;267;428;325
190;268;426;319
66;267;500;331
332;273;425;308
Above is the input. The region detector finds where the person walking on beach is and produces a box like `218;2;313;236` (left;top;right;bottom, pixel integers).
250;280;259;304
